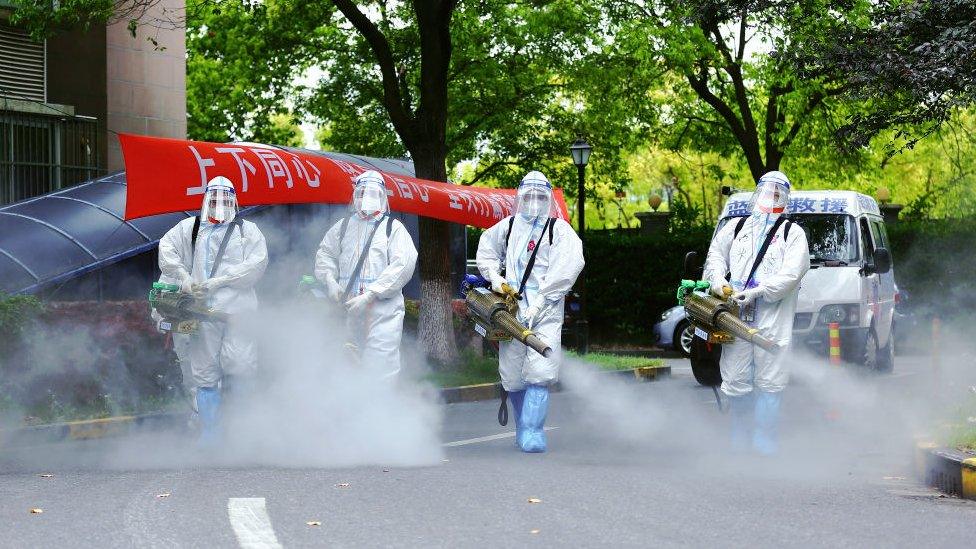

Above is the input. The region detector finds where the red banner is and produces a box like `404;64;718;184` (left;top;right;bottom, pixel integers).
120;134;569;228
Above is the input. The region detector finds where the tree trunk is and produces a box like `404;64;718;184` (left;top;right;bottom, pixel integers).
764;146;783;175
412;151;459;366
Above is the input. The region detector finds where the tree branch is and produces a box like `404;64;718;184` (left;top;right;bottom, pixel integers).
778;85;848;152
736;7;747;63
685;66;764;177
764;84;791;163
330;0;415;143
704;20;760;169
463;159;523;186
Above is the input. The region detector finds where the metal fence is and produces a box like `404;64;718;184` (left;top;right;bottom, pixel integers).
0;110;103;205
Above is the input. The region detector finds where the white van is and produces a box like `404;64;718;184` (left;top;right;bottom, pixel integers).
691;190;896;376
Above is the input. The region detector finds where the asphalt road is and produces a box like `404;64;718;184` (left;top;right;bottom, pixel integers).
1;353;974;548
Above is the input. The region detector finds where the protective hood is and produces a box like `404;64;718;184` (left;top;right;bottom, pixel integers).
352;170;389;220
748;171;791;215
201;176;237;224
515;171;554;222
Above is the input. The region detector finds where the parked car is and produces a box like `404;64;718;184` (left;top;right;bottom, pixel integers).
652;305;693;357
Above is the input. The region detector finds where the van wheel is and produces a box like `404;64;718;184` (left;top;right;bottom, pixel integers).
859;329;880;371
876;329;894;373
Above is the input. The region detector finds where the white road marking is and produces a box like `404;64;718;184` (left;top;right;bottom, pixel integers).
444;427;559;447
228;498;283;549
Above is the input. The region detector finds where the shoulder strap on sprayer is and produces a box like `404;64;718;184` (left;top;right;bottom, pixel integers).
191;216;201;250
502;216;555;281
504;216;554;251
733;216;747;239
744;216;788;287
209;217;244;279
338;214;352;244
517;218;555;297
185;216;202;279
732;215;792;242
337;214;391;248
341;214;388;301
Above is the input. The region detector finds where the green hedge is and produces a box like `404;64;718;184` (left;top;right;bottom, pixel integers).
886;218;976;318
583;227;713;343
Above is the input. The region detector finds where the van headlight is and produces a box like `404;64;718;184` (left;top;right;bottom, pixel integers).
817;304;859;326
661;308;677;321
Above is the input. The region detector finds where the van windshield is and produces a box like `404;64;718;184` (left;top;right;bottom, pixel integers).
789;214;858;264
714;214;858;264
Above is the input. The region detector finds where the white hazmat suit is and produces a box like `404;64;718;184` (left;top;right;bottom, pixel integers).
314;170;418;379
704;171;809;454
158;176;268;442
477;171;584;452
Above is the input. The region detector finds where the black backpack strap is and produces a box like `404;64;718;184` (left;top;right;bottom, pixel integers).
503;216;515;255
386;215;394;237
784;219;792;241
499;216;515;277
190;216;201;250
338;214;352;244
733;216;747;239
209;218;244;279
517;218;555;297
187;216;202;276
342;215;387;301
745;216;787;287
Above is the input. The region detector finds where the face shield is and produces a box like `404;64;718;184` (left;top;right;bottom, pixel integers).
515;171;554;222
749;171;791;215
201;176;238;224
352;170;389;219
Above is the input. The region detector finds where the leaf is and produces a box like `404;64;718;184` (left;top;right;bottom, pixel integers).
30;508;43;514
530;529;541;534
38;474;54;478
527;498;542;504
335;483;350;488
156;493;171;498
306;521;322;526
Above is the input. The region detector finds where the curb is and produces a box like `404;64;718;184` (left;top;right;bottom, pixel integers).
915;442;976;500
0;412;188;450
440;364;671;404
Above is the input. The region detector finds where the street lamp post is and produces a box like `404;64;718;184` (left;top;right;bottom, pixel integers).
570;138;592;354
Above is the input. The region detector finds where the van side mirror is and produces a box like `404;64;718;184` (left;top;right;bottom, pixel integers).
872;248;892;274
684;251;702;280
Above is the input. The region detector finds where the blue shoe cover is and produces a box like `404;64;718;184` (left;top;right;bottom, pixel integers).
728;392;754;452
196;386;221;445
753;390;782;456
517;385;549;453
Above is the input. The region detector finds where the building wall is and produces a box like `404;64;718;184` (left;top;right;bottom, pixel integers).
105;0;187;171
46;24;108;171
